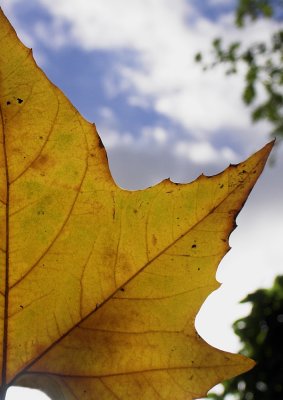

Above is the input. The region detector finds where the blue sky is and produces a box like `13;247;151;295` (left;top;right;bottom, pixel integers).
1;0;283;399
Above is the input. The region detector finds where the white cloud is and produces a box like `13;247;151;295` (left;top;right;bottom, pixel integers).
97;116;240;168
38;0;191;50
33;18;68;48
7;387;50;400
98;106;117;124
99;129;134;149
174;140;238;163
127;95;150;109
21;0;277;144
142;126;168;144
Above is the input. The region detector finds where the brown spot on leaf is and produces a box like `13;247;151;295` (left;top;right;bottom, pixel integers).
31;154;54;170
37;154;48;165
17;98;23;104
152;234;157;246
73;184;81;192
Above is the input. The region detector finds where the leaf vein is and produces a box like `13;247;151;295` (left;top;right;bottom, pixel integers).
10;161;89;289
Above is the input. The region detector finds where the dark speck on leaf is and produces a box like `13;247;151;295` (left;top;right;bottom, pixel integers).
17;98;23;104
192;244;197;248
220;184;224;189
20;305;23;309
120;288;125;292
6;101;11;105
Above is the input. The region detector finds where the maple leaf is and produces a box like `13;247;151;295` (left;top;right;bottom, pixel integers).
0;8;273;400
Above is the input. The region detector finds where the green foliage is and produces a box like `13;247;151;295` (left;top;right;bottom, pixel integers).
209;276;283;399
236;0;275;26
196;0;283;141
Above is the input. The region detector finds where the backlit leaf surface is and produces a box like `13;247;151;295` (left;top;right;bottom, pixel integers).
0;9;273;400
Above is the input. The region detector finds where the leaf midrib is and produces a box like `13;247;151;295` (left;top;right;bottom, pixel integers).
0;104;10;391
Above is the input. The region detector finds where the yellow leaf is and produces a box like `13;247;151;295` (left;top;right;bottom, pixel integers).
0;8;273;400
